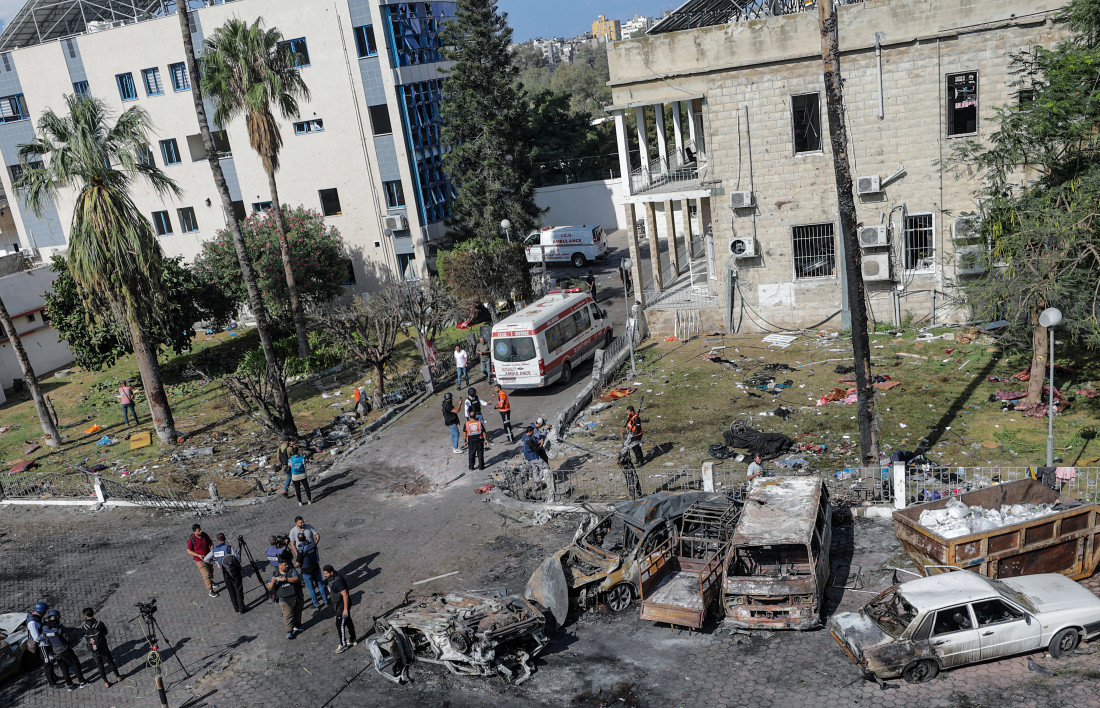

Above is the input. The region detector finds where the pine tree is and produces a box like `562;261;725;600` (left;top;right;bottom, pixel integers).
440;0;543;241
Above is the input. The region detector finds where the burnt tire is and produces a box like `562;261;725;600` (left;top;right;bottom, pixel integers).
571;253;586;268
560;362;572;385
448;631;471;654
902;659;938;684
1049;628;1080;658
605;583;633;613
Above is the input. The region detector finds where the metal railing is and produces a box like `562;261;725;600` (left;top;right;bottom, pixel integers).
631;162;702;194
97;476;208;510
828;466;894;506
0;471;96;501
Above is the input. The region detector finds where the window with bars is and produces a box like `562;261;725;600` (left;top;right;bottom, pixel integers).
398;79;450;225
280;37;311;68
142;67;163;96
383;180;405;208
73;81;90;99
152;210;172;236
791;93;821;153
0;93;29;123
354;25;378;58
178;207;199;233
792;223;836;279
169;62;190;92
903;213;936;270
116;73;137;101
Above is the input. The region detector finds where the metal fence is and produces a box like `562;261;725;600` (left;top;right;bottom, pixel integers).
0;471;96;501
900;465;1100;504
97;476;208;510
826;466;895;506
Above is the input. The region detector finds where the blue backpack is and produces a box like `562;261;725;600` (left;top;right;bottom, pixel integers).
289;455;307;480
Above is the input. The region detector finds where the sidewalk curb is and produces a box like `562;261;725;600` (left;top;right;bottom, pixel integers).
335;389;434;462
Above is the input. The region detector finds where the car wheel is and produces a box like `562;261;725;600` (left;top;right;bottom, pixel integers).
571;253;586;268
1049;627;1080;658
902;659;938;684
560;362;572;385
605;583;634;613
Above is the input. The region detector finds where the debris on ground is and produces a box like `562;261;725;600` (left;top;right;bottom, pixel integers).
722;420;793;459
388;474;432;496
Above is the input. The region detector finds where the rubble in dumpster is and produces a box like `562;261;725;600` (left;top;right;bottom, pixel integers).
916;497;1083;538
366;589;549;685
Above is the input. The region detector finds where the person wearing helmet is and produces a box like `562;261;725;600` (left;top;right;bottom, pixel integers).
41;609;89;691
26;602;62;689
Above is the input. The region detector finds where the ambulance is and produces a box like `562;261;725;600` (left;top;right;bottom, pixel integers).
491;290;613;388
524;225;608;268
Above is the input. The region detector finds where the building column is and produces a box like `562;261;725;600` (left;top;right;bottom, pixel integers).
684;198;696;262
613;109;632;195
623;202;645;308
654;104;668;172
645;200;662;292
665;200;680;277
686;101;697;147
699;196;713;279
672;102;684;161
634;106;650;186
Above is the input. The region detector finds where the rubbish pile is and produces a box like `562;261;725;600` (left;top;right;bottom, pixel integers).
722;420;792;459
917;498;1060;539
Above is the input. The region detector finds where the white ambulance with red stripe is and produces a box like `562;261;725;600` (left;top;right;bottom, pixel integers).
491;290;613;389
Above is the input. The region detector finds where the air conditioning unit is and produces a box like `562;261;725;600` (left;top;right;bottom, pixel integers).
856;175;882;195
952;215;982;241
956;245;988;275
729;236;756;257
19;248;37;257
729;191;754;209
861;252;892;281
858;225;889;248
383;214;408;232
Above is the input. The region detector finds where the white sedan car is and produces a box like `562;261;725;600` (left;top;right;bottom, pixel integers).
829;570;1100;683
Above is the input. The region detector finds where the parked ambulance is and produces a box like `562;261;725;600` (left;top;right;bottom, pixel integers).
524;225;608;268
491;290;613;388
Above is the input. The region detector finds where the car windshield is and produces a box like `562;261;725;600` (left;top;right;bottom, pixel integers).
986;577;1039;614
580;517;642;557
730;544;812;578
865;589;919;637
494;337;536;362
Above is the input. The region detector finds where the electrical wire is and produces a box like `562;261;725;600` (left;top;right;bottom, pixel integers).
732;276;842;333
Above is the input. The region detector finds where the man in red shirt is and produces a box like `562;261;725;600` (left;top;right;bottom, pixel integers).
186;524;218;598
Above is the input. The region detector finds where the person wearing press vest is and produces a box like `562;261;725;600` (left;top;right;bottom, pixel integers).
494;384;514;443
442;392;462;454
186;524;218;597
26;602;62;689
464;412;486;471
323;565;357;653
205;533;246;614
41;609;90;691
296;532;329;609
81;607;121;688
266;558;304;640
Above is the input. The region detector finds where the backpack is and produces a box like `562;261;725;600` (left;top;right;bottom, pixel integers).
289;455;307;481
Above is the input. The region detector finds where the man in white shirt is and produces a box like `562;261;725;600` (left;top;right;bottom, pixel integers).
454;345;469;390
747;454;767;482
288;516;320;560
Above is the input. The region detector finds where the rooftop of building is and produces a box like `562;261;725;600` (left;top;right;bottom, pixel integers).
648;0;865;35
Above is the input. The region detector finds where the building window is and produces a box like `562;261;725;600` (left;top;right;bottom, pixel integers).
343;259;357;285
397;253;416;279
72;81;90;99
791;93;821;154
160;139;181;165
0;94;29;124
281;37;310;68
384;3;454;67
139;146;155;166
26;312;35;322
169;62;190;92
293;119;324;134
231;200;246;222
947;71;978;137
319;188;342;216
9;159;42;182
383;180;405;208
1;53;11;71
142;67;164;96
177;207;199;233
355;25;378;58
252;201;273;213
398;79;450;224
1018;88;1036;105
65;38;77;58
792;223;836;280
368;104;391;135
116;72;137;101
903;213;935;271
152;210;173;236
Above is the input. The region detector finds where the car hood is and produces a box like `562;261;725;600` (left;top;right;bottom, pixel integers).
1000;574;1100;614
829;610;894;654
0;614;26;637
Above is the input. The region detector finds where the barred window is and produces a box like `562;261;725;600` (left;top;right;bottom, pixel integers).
903;214;935;270
792;223;836;279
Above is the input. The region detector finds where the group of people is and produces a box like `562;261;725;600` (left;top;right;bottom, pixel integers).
441;383;554;472
25;603;120;691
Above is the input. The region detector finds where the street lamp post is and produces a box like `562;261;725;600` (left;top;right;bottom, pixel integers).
1039;307;1063;467
500;218;511;243
622;257;637;375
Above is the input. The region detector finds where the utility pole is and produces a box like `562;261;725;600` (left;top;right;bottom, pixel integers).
818;0;879;464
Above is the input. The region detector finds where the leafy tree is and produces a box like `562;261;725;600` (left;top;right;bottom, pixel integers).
18;96;180;443
221;336;297;434
527;90;603;186
202;17;313;357
441;0;543;240
313;289;404;409
0;293;60;446
552;44;611;116
437;238;531;314
948;0;1100;403
44;254;233;370
511;41;547;71
193;206;347;327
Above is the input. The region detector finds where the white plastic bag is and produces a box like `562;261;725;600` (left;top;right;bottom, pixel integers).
945;498;969;519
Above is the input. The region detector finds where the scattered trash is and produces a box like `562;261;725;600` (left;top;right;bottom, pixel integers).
129;431;152;451
722;419;793;458
475;484;493;494
896;352;929;361
84;424;102;435
95;435;113;446
763;333;797;348
599;387;636;402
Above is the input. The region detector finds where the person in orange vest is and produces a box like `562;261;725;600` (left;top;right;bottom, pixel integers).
464;413;486;471
622;406;645;467
494;384;514;443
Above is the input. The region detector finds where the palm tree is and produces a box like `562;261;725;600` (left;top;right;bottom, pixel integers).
202;17;312;357
175;4;297;438
0;293;61;447
18;96;179;443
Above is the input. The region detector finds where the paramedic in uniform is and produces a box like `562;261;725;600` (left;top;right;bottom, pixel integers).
623;406;645;466
494;384;514;443
464;413;486;471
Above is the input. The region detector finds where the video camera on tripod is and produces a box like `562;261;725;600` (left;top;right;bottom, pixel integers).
135;598;157;618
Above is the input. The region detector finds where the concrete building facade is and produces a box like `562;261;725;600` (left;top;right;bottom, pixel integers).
592;14;621;43
0;255;74;397
0;0;459;288
605;0;1067;334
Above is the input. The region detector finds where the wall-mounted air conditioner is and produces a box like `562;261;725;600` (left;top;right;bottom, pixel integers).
859;225;889;248
729;236;756;257
861;252;892;281
856;175;882;195
383;214;408;232
729;191;754;209
952;215;982;241
955;245;988;275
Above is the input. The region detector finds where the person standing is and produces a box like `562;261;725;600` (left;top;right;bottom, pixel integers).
442;393;462;454
464;413;486;471
323;565;356;653
296;533;329;609
207;533;246;614
464;389;491;449
118;380;139;427
521;426;550;484
289;452;312;506
41;610;89;691
186;524;218;598
494;384;514;443
266;559;304;640
531;419;552;466
618;260;632;297
275;436;298;499
622;406;645;467
454;344;469;390
476;336;492;383
81;608;121;687
26;602;62;689
288;516;320;561
585;269;597;300
747;453;768;482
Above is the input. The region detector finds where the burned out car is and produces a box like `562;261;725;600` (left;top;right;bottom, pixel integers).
829;569;1100;683
367;589;548;685
0;613;31;683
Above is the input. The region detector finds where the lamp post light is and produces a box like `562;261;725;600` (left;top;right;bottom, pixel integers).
500;218;511;243
1038;307;1063;466
622;257;636;375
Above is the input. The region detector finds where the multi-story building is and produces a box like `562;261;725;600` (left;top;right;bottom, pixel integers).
0;0;459;288
592;14;621;43
620;14;653;38
605;0;1067;334
0;251;74;396
532;37;566;68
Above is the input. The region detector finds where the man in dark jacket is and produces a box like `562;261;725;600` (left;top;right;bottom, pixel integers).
206;533;246;614
266;559;304;640
296;533;329;608
26;602;62;688
442;393;461;454
41;609;89;691
323;565;356;654
81;608;121;687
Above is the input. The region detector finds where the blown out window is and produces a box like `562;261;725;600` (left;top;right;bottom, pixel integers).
791;93;821;154
947;72;978;137
792;223;835;279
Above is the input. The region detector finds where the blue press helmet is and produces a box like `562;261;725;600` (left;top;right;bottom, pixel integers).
32;602;48;615
44;609;60;620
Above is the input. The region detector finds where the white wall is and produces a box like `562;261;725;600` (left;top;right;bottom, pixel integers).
535;178;627;232
0;265;74;390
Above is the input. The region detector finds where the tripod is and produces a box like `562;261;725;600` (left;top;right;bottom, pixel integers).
237;535;271;600
133;601;189;707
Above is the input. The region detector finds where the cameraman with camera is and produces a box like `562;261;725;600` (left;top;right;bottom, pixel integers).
266;558;304;640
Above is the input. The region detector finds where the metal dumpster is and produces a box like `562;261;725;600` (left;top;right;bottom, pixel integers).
893;478;1100;580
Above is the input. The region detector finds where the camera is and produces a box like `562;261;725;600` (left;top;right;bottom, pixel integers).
135;598;157;617
273;533;291;550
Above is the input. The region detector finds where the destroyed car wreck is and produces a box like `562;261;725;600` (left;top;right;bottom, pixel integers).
367;589;549;685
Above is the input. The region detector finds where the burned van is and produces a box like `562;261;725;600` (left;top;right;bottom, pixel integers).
723;477;831;630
